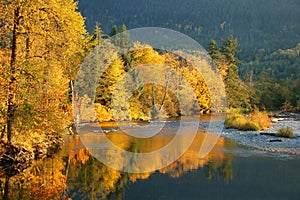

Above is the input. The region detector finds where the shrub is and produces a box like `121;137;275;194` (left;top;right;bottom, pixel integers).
281;100;293;112
225;113;247;129
241;121;261;131
276;126;294;138
225;110;272;131
248;111;272;130
296;100;300;112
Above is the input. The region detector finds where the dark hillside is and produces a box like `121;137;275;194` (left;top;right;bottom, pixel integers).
78;0;300;60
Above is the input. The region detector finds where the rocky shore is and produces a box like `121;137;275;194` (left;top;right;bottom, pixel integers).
221;116;300;155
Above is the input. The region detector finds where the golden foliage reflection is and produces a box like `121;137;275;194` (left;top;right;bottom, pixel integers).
0;127;235;199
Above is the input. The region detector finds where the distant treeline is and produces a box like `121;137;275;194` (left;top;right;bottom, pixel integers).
78;0;300;61
241;43;300;111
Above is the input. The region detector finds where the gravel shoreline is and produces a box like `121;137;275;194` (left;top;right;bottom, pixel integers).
221;120;300;155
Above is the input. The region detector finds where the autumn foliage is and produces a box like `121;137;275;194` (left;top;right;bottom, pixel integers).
225;109;272;131
0;0;87;149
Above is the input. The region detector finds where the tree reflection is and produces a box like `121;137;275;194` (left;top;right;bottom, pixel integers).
204;156;233;183
65;132;234;199
0;131;235;199
0;152;67;200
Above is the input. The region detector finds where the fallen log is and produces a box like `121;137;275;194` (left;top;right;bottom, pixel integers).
260;132;276;136
269;139;282;142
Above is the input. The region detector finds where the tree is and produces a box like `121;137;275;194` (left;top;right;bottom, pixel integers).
108;24;130;49
95;57;130;121
221;37;251;108
90;24;103;48
0;0;87;142
241;43;300;110
110;25;118;37
209;36;251;109
119;24;130;48
208;40;221;61
221;35;241;66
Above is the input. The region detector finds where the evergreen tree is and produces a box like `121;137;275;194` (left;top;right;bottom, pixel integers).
90;24;103;47
221;36;250;108
221;35;241;66
208;40;221;60
119;24;130;49
110;25;118;37
209;36;251;109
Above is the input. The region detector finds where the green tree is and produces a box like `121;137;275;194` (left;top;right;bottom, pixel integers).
209;36;251;109
90;24;103;48
221;35;241;66
119;24;130;48
208;40;221;60
110;25;118;37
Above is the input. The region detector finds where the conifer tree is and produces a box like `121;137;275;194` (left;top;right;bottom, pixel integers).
208;40;221;60
208;36;251;109
110;25;118;37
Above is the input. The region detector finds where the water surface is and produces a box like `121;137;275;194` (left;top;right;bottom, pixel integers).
0;118;299;200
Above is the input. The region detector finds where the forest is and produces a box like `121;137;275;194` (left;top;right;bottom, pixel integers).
78;0;300;60
0;0;299;174
77;0;300;111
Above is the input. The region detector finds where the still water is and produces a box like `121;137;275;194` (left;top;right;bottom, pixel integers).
1;119;299;200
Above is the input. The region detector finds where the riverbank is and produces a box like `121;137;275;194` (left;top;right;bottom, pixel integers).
0;134;64;177
221;118;300;155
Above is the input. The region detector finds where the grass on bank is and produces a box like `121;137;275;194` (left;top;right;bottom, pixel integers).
276;126;294;138
225;109;272;131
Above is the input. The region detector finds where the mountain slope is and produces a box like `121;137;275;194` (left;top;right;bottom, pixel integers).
78;0;300;60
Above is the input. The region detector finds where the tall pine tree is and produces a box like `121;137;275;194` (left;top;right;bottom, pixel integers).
208;36;251;109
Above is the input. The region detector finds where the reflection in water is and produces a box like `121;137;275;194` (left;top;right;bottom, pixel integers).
66;130;232;200
0;151;68;200
0;123;233;200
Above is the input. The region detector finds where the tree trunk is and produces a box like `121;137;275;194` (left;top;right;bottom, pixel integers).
7;5;20;142
159;71;171;111
3;177;10;200
151;77;156;108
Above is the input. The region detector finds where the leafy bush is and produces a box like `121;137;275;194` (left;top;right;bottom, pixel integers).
248;111;272;130
241;121;261;131
225;110;272;131
276;126;294;138
95;103;113;122
225;113;259;131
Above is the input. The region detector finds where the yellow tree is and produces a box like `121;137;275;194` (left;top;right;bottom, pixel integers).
0;0;87;142
125;42;166;119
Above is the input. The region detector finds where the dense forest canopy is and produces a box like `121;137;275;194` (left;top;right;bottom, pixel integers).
241;43;300;110
78;0;300;60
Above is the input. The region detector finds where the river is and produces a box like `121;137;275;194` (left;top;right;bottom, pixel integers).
0;117;299;200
